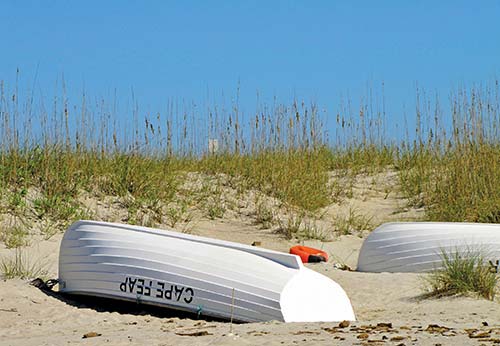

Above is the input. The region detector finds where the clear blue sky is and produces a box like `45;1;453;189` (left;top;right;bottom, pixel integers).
1;1;499;144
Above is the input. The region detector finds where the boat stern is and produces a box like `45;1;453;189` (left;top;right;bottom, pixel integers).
280;267;355;322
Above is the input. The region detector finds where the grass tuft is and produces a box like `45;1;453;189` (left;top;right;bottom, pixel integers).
422;248;498;300
1;248;48;280
335;207;374;235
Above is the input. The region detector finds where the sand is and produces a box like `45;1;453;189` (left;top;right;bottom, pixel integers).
1;170;499;345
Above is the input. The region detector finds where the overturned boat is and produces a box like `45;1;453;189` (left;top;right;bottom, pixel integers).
59;220;355;322
357;222;500;273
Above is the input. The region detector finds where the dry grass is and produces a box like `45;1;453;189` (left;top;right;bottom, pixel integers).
0;75;499;241
0;248;48;280
398;87;500;223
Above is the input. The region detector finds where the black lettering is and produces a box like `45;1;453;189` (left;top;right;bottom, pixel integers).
128;278;137;292
120;277;193;301
174;286;184;301
120;277;128;292
137;279;144;295
156;282;165;298
184;287;194;304
164;285;173;300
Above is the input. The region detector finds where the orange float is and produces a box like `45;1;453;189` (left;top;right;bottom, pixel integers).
289;246;328;263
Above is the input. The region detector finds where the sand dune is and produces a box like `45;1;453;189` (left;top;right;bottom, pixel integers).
1;171;498;345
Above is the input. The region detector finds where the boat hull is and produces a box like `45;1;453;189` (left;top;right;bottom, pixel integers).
357;222;500;273
59;220;355;322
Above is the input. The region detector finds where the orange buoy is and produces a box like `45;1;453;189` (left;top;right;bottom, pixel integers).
289;246;328;263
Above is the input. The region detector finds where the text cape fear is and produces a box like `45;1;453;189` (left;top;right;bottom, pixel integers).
119;276;194;304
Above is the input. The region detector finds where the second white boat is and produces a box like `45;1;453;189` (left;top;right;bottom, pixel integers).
357;222;500;272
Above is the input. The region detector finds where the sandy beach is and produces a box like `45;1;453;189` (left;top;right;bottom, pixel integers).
3;2;500;345
1;171;499;346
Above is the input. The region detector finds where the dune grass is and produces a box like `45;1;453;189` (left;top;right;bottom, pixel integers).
0;248;48;280
196;148;332;211
0;76;499;240
0;223;30;248
397;86;500;222
422;248;498;300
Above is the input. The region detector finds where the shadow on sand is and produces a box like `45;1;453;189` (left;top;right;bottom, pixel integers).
29;278;228;322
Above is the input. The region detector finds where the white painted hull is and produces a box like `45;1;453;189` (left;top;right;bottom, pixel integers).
59;221;355;322
357;222;500;273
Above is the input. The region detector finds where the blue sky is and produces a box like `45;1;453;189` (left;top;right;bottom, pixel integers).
1;1;499;145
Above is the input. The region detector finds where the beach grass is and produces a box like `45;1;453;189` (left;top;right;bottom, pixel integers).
0;248;48;280
0;77;499;239
422;248;498;300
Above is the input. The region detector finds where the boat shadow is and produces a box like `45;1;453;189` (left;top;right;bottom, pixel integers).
30;278;228;322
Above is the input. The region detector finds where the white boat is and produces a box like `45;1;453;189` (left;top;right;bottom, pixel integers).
357;222;500;273
59;220;355;322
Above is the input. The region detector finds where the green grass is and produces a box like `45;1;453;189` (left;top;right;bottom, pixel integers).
275;210;329;241
397;86;500;222
196;148;332;211
335;207;374;235
0;216;31;248
165;198;193;228
0;224;30;248
422;248;498;300
398;144;500;222
1;248;48;280
253;197;274;229
0;76;499;242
